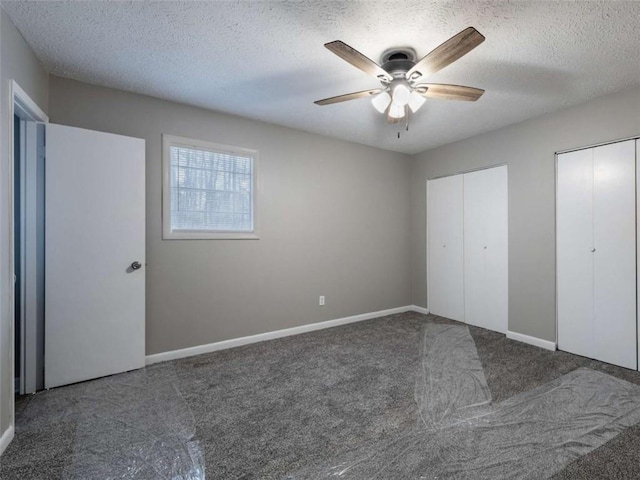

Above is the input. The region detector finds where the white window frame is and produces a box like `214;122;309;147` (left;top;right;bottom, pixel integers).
162;134;259;240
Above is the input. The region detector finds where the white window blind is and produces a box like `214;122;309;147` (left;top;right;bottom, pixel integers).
163;135;258;239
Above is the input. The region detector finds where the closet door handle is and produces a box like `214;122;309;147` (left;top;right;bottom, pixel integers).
590;248;596;253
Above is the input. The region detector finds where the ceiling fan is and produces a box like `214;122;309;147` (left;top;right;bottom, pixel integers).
314;27;486;125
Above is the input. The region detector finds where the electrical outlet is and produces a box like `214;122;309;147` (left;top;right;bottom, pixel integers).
319;295;325;306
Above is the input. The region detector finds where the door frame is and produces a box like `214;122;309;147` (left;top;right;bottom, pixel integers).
6;80;48;445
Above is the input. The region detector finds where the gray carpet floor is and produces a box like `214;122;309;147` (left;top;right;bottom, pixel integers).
2;311;640;478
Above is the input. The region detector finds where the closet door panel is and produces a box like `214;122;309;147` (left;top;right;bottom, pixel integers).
463;171;485;328
557;149;594;358
464;166;508;333
593;140;636;369
428;175;464;321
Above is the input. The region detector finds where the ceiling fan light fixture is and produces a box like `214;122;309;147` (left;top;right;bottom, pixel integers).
388;102;405;119
314;27;487;129
371;91;391;113
391;83;411;107
408;90;427;113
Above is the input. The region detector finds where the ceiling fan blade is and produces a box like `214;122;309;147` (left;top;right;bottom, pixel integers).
325;41;393;82
406;27;485;80
314;88;384;106
415;83;485;101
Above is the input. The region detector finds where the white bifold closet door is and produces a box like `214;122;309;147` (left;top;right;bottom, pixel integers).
557;140;636;369
463;166;508;333
428;174;464;321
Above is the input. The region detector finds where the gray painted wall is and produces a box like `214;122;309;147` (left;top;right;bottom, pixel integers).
411;86;640;342
48;76;413;356
0;7;49;439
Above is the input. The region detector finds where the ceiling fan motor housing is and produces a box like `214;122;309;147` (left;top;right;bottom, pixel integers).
380;47;417;79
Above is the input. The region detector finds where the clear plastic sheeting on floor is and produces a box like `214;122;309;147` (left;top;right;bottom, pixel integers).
289;325;640;479
64;364;205;480
415;324;492;430
63;364;205;479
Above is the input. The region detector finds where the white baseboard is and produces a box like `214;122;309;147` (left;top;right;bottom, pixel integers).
409;305;429;315
146;305;425;365
0;424;15;456
507;330;557;351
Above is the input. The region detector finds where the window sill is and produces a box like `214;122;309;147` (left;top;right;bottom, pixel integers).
163;231;260;240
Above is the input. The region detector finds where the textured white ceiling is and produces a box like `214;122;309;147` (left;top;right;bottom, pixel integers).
3;1;640;154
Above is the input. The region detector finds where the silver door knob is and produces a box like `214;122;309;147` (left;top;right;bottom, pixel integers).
131;261;142;270
442;244;446;248
590;248;596;253
483;246;488;249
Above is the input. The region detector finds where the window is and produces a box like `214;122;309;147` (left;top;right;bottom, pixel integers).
162;135;258;239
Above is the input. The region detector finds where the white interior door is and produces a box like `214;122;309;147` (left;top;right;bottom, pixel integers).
427;175;464;321
463;166;508;333
557;148;595;359
593;140;636;369
45;124;145;389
